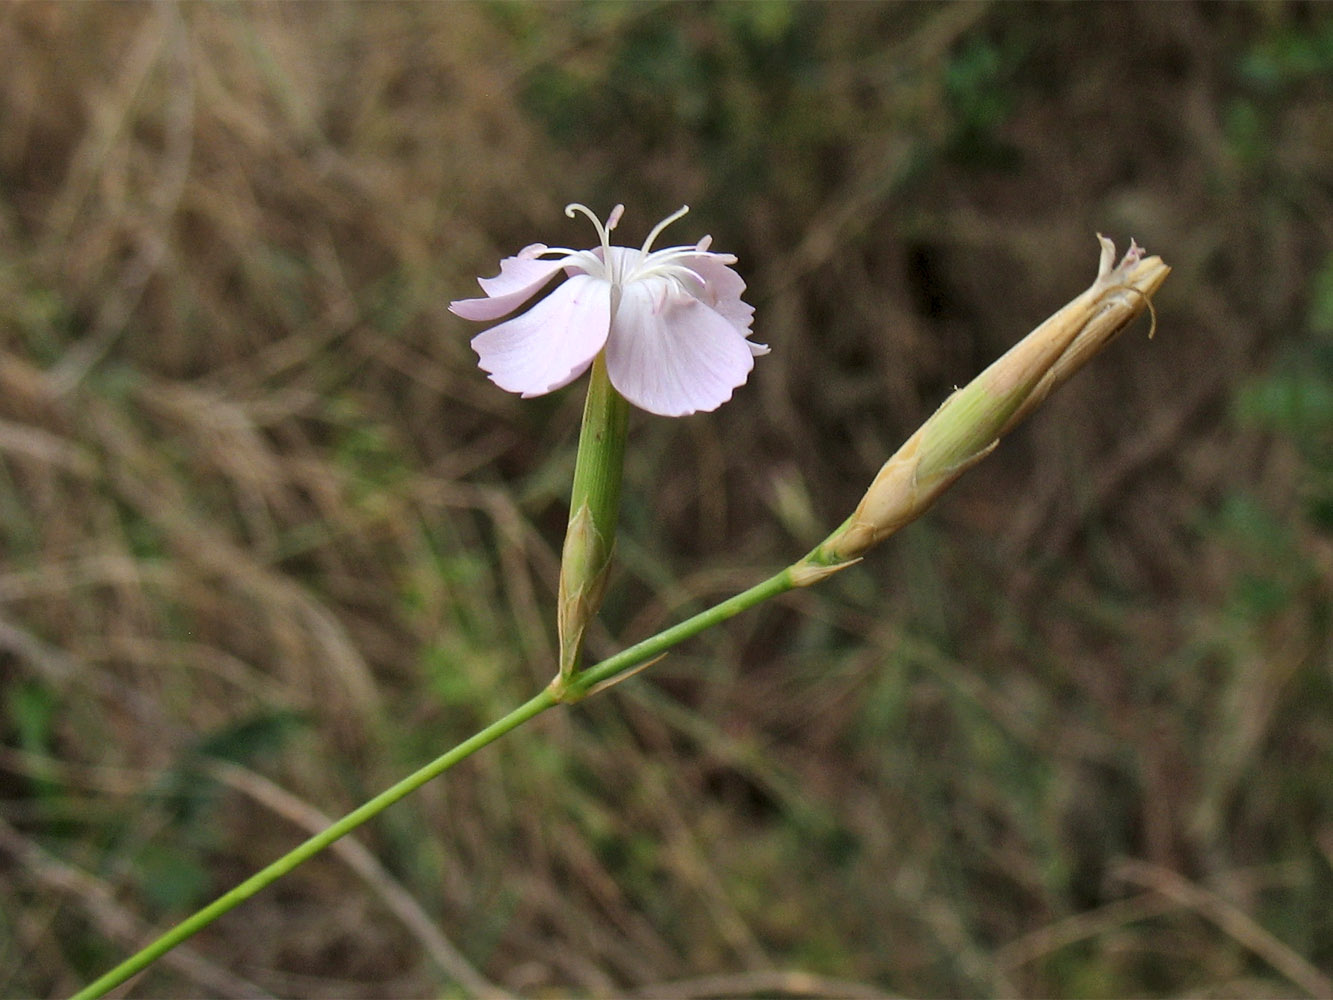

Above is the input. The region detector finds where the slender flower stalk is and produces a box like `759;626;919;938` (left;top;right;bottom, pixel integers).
558;566;799;701
70;689;559;1000
70;568;800;998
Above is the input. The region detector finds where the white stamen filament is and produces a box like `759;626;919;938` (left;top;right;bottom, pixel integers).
565;203;616;264
640;205;690;256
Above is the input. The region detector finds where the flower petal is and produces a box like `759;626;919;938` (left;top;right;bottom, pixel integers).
449;250;573;322
604;279;757;417
678;253;754;334
472;274;611;397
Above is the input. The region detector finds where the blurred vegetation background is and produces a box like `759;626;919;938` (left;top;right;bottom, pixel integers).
1;2;1331;997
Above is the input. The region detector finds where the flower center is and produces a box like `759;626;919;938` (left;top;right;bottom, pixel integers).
545;205;712;321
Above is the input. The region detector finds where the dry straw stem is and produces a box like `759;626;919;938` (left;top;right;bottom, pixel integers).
797;235;1170;576
1114;859;1333;999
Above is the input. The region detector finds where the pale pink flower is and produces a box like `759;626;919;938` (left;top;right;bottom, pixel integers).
449;204;767;417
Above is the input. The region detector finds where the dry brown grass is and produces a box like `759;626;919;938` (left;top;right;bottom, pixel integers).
2;2;1331;997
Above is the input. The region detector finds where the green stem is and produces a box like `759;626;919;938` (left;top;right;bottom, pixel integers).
558;354;630;678
558;565;797;700
71;688;558;1000
568;354;629;528
75;566;800;999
